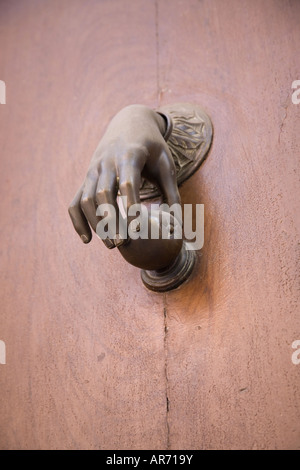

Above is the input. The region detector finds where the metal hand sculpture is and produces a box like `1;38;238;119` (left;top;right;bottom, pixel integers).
68;103;213;291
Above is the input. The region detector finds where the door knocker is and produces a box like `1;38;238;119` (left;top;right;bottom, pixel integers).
68;103;213;291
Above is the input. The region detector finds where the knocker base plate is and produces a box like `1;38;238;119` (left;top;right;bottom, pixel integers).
140;102;213;200
141;241;196;292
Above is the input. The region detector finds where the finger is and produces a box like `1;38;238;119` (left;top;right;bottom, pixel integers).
80;169;99;233
156;146;181;205
118;164;145;241
155;146;182;222
68;184;92;243
118;164;142;210
95;168;123;246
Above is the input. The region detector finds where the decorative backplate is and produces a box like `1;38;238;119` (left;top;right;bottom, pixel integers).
139;102;213;200
141;241;196;292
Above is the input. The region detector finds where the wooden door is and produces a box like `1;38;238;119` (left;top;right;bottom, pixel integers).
0;0;299;450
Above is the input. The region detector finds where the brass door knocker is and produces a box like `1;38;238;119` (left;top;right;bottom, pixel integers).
68;103;213;291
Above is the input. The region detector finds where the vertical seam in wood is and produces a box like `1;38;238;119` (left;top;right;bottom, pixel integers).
156;0;169;449
163;294;170;449
155;0;161;106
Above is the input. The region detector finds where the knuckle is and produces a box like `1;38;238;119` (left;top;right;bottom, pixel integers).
96;188;110;201
68;203;77;217
98;158;109;172
127;144;148;157
119;180;134;194
137;144;149;159
118;144;149;164
80;194;92;209
86;167;98;181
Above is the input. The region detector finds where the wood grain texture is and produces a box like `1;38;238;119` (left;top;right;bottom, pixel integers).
159;0;300;450
0;0;166;450
0;0;299;450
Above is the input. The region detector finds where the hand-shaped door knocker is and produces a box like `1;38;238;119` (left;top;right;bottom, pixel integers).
68;103;213;291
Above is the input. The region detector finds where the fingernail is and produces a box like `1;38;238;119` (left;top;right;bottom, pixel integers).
103;238;115;249
81;234;89;244
114;234;126;247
